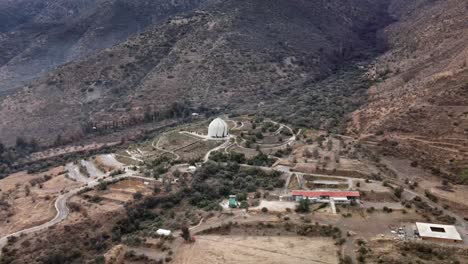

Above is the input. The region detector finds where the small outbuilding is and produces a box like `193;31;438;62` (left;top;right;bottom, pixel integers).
415;222;462;243
188;165;197;173
156;229;172;237
228;195;237;207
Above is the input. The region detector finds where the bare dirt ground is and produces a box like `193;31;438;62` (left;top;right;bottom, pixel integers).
334;209;425;240
176;140;220;161
115;152;141;165
27;142;120;162
365;240;468;264
158;132;200;151
0;167;79;237
250;200;297;212
94;154;121;172
64;179;153;225
291;132;381;178
172;235;338;264
229;145;258;158
84;179;155;204
354;179;390;193
181;120;210;135
382;156;468;216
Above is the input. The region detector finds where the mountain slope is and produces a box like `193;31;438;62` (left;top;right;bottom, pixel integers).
349;0;468;179
0;0;215;95
0;0;392;145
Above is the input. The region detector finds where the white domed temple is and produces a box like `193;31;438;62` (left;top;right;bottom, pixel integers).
208;118;229;139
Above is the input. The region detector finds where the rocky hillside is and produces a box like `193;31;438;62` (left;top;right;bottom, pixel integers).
0;0;392;145
0;0;215;95
350;0;468;180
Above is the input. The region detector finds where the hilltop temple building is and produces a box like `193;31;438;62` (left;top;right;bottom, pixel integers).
208;117;229;139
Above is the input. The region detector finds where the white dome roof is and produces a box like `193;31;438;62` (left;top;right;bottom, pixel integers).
208;117;229;138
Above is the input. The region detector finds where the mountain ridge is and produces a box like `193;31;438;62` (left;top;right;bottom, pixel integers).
0;0;392;145
0;0;217;95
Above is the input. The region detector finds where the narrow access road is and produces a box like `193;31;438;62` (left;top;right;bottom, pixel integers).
0;168;138;254
203;136;232;163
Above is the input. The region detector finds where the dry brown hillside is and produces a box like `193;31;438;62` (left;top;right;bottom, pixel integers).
0;0;215;95
349;0;468;180
0;0;392;146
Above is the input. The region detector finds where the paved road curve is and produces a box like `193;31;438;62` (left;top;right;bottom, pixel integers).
0;167;138;254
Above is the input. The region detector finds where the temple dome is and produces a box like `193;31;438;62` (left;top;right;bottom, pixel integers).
208;118;229;138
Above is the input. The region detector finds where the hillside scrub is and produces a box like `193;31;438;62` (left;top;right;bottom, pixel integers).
111;161;284;240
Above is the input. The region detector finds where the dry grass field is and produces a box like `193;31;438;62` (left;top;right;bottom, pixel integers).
172;235;339;264
0;167;79;237
83;179;155;204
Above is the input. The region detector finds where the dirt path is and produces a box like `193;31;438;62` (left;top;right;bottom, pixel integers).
152;134;181;160
391;136;468;153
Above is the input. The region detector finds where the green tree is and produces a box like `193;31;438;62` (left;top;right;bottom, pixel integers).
296;198;310;213
180;226;192;242
393;187;403;198
0;141;4;155
327;139;333;151
97;181;108;191
255;132;264;139
240;201;249;209
133;191;143;200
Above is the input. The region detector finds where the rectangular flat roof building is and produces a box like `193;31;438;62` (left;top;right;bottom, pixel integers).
291;190;360;202
416;222;462;243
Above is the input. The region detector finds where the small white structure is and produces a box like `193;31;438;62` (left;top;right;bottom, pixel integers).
416;222;462;243
208;117;229;138
156;229;172;237
188;165;197;172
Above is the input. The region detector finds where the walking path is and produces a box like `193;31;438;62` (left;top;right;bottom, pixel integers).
329;198;337;215
152;134;181;160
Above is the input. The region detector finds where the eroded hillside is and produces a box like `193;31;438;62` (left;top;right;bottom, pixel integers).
0;0;216;95
0;0;392;145
349;0;468;180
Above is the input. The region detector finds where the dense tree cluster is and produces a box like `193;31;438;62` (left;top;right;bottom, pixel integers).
189;161;284;208
262;65;374;134
0;138;40;178
209;151;275;167
112;161;284;241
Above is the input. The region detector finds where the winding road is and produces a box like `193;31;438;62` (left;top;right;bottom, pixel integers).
0;156;137;254
0;127;238;253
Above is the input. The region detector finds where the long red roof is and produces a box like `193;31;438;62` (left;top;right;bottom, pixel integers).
291;190;360;198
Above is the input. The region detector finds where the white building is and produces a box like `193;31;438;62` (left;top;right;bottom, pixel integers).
188;165;197;173
156;229;172;237
208;117;229;138
415;222;462;243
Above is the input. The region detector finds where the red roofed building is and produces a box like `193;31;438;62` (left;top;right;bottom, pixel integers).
291;190;360;203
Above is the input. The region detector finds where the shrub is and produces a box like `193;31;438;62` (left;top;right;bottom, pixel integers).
424;190;438;203
295;198;310;213
393;187;403;198
97;182;108;191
